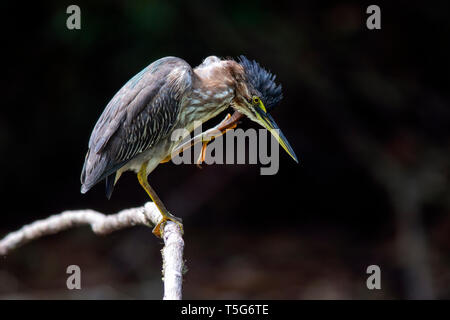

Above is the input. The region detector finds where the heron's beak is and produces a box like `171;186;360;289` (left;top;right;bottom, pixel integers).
255;107;298;163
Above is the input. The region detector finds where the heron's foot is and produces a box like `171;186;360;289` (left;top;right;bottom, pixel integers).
217;112;240;131
152;211;184;238
160;154;172;163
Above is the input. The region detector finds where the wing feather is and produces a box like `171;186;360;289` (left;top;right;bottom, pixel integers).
81;57;192;193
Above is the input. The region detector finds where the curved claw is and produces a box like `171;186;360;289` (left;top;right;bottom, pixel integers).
152;214;184;238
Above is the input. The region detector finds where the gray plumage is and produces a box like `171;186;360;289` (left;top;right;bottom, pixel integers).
80;55;295;201
81;57;192;195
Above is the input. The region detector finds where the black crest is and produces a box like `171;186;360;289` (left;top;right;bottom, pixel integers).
238;55;283;111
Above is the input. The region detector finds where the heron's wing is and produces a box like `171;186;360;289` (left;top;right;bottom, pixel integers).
81;57;193;193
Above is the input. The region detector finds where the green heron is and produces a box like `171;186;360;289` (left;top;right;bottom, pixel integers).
80;55;297;237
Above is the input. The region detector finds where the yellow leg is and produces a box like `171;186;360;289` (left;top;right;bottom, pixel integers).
137;162;183;237
196;142;208;168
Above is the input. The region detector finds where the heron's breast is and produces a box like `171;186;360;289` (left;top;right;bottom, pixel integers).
180;88;234;129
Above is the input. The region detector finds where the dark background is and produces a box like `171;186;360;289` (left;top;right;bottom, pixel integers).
0;0;449;299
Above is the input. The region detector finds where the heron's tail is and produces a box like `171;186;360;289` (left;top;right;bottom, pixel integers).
81;149;124;199
80;149;110;194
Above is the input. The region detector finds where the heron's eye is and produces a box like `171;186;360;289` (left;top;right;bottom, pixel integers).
252;96;260;105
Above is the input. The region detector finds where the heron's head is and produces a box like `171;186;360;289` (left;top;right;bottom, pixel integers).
233;55;298;163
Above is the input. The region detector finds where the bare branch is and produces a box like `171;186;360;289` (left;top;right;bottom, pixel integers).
0;202;185;300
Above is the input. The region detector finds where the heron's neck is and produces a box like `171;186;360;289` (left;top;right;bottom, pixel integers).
191;60;238;98
179;60;241;130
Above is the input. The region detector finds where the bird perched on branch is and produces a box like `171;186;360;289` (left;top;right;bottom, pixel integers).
80;55;297;237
